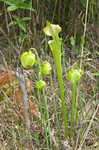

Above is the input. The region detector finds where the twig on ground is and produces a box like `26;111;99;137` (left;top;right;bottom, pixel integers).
60;140;72;150
78;104;99;150
80;0;89;68
49;129;59;150
15;68;34;150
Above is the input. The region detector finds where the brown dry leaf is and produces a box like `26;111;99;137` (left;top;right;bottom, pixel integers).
0;70;16;85
28;100;41;118
13;88;22;106
25;78;32;93
13;88;40;118
0;70;40;119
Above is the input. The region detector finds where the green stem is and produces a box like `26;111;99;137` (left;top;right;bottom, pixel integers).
70;84;76;142
37;90;49;149
55;56;68;139
29;48;42;80
50;73;61;138
43;89;52;149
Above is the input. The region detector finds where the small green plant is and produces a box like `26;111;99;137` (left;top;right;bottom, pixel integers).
70;35;85;56
8;15;31;33
43;21;68;138
2;0;34;36
2;0;34;12
67;68;83;142
70;36;75;47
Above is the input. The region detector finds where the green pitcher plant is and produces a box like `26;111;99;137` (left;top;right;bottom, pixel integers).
41;61;52;75
21;50;35;68
20;49;51;148
35;80;46;90
43;21;68;138
67;68;83;141
21;48;50;90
